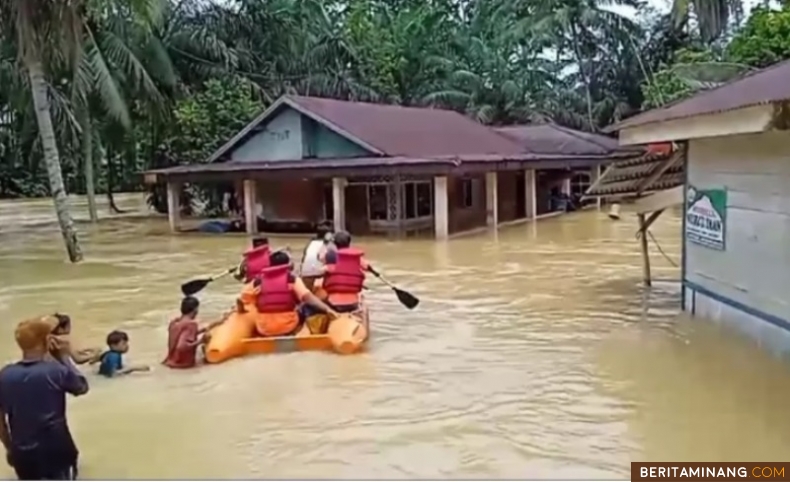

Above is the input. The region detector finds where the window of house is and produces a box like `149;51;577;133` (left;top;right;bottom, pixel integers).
570;173;591;199
368;185;388;220
459;178;475;208
416;182;432;217
401;181;432;219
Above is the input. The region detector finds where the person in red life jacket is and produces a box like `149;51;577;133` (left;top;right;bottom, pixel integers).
321;231;373;313
163;297;224;369
234;236;271;283
239;251;338;337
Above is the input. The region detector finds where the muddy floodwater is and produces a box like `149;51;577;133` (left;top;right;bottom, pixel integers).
2;195;790;479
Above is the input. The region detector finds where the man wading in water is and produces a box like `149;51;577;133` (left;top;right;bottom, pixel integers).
0;318;89;480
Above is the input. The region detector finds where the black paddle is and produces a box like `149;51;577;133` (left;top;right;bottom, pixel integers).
181;267;237;296
368;267;419;309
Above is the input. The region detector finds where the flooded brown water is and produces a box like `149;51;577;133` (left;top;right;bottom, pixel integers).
2;195;790;478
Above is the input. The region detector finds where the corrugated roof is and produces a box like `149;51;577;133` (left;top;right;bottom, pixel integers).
611;59;790;131
287;96;525;156
495;124;639;156
584;149;682;199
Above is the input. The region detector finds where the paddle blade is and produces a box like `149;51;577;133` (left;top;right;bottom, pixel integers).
181;278;211;296
394;287;419;309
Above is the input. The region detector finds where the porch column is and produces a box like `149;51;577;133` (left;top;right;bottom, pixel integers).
166;181;181;233
591;164;602;209
434;176;449;240
485;171;498;227
561;172;571;196
525;169;536;220
332;177;346;231
391;175;403;236
243;179;258;235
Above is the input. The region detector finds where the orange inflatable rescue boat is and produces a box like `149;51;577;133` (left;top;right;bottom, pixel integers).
204;298;370;364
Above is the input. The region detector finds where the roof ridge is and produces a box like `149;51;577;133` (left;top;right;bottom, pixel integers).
547;124;619;152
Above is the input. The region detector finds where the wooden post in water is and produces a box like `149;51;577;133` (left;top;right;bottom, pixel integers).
166;181;181;233
638;213;652;287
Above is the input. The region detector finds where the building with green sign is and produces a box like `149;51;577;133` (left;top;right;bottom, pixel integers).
608;59;790;355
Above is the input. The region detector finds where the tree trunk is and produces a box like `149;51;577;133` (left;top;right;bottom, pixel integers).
79;109;98;222
27;58;83;262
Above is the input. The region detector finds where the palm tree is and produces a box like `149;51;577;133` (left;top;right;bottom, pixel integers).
4;0;84;261
670;0;744;43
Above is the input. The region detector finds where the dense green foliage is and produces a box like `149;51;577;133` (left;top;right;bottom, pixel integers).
1;0;789;203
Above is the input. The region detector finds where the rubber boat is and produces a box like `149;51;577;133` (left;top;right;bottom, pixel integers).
204;298;370;364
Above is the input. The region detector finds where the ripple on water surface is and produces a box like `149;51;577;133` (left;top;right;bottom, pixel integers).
3;198;790;477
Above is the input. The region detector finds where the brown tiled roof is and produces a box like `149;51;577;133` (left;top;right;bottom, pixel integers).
584;148;682;199
208;96;526;162
611;59;790;131
288;96;527;156
495;124;641;156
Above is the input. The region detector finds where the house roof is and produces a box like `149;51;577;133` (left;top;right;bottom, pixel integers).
495;124;640;156
208;95;526;162
610;59;790;132
583;144;681;199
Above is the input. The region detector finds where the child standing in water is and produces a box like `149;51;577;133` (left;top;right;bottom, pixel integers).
95;331;150;377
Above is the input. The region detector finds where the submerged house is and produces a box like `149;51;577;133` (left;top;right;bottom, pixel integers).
601;59;790;355
144;95;642;239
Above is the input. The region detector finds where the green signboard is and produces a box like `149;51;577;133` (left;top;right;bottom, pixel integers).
685;185;727;251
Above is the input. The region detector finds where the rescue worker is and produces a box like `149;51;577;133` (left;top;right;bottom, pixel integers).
235;236;271;283
239;251;338;337
321;231;374;313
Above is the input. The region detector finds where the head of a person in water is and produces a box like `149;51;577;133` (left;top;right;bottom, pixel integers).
106;330;130;354
50;313;71;336
316;220;333;240
333;231;352;249
181;296;200;319
252;236;269;248
15;318;53;359
269;250;292;268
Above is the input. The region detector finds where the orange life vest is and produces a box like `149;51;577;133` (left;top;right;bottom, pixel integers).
243;244;271;282
323;248;365;295
255;265;298;313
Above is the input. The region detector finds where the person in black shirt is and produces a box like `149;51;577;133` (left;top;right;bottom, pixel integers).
0;318;89;480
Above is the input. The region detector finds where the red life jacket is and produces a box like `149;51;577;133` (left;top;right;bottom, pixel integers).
255;265;298;313
243;245;271;282
323;248;365;294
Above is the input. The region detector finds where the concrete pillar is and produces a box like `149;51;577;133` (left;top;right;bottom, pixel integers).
591;164;602;209
332;177;346;231
243;179;258;234
525;169;536;220
485;171;498;227
434;176;449;240
561;172;572;196
166;181;181;233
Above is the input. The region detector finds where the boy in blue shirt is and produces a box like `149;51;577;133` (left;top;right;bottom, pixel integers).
96;331;150;377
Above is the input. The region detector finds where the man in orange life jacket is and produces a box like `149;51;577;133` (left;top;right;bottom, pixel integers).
321;231;373;313
240;251;338;337
235;236;271;283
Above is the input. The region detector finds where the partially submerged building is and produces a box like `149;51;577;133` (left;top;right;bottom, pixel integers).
144;95;641;238
597;59;790;354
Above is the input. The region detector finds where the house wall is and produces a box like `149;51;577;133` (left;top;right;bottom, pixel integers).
232;108;303;162
496;171;522;223
302;117;370;158
231;108;371;163
683;131;790;355
255;178;325;222
448;174;486;234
